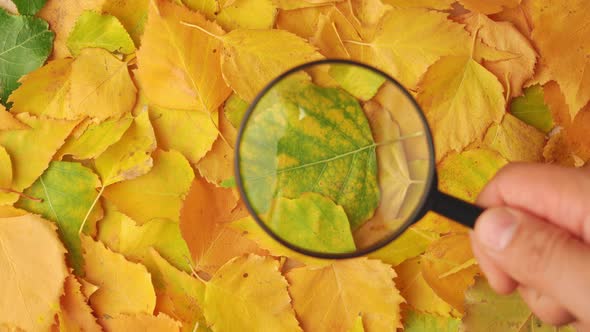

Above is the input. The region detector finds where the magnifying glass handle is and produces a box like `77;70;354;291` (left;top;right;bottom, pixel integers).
432;190;484;229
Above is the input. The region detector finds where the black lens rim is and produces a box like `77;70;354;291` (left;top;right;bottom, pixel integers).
234;59;437;259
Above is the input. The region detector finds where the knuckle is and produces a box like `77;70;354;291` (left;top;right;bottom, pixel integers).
531;306;575;327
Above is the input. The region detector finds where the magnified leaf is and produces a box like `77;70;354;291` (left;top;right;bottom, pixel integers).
0;9;54;105
240;75;379;229
0;214;68;332
204;254;302;331
17;161;101;274
67;11;136;56
266;192;356;254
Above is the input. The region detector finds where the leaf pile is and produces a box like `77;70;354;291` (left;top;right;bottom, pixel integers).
0;0;589;331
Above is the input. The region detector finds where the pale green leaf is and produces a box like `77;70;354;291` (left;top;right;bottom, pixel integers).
67;10;136;56
510;85;554;134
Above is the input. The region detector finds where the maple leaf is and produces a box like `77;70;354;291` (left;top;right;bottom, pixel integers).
344;7;471;89
136;0;231;112
529;0;590;118
104;149;194;225
287;258;403;331
17;161;102;274
0;214;68;332
0;9;54;105
422;233;480;313
463;278;576;332
180;176;264;276
67;10;136;56
394;257;455;317
81;235;157;319
417;56;506;160
58;275;102;332
204;254;302;331
483;113;546;162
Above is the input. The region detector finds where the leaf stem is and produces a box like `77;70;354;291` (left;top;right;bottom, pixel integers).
342;40;371;47
0;188;43;202
79;186;105;235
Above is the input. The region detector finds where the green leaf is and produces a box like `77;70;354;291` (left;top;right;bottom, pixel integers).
0;9;54;105
16;161;101;274
224;93;249;129
329;64;386;101
240;75;379;229
267;192;356;254
10;0;46;15
67;10;136;56
463;278;576;332
403;310;460;332
510;85;554;134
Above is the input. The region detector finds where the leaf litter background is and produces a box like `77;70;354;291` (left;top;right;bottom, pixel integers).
0;0;589;331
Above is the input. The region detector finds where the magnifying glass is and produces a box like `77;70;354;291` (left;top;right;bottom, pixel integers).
235;59;483;259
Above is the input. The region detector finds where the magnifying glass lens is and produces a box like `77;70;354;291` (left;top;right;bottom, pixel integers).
237;62;434;257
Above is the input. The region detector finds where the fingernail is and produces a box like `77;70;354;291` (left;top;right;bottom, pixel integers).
475;208;519;251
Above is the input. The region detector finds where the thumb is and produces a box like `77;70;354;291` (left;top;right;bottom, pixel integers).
474;207;590;322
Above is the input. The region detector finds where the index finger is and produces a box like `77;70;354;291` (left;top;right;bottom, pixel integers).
477;163;590;243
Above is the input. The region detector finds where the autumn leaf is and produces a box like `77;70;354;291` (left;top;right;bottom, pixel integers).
367;226;439;267
344;7;471;89
102;0;149;44
394;257;455;316
195;110;235;185
287;258;403;331
383;0;454;10
417;56;506;160
0;214;68;332
483;113;546;162
422;233;480;313
137;0;231;112
529;0;590;118
98;201;192;273
58;275;102;332
215;0;276;31
0;114;78;193
403;309;460;332
224;93;248;128
458;0;521;15
100;313;181;332
0;145;14;205
17;161;102;274
81;235;156;319
67;10;136;56
239;75;379;229
10;0;46;15
463;278;576;332
180;176;263;276
0;104;27;130
265;193;356;254
204;254;302;331
510;85;554;134
70;48;137;121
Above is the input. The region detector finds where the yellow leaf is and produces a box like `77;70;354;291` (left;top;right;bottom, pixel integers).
219;29;323;101
183;0;219;20
149;105;218;165
204;254;302;331
395;257;455;317
287;258;403;332
0;214;68;332
81;235;156;318
311;13;350;58
483;113;546;162
57;116;134;160
0;113;77;192
530;0;590;119
98;201;192;273
489;2;533;38
9;59;73;119
148;249;208;332
274;0;341;10
104;149;194;225
421;233;480;313
215;0;277;31
137;0;231;112
58;275;102;332
458;0;521;14
195;110;235;185
345;8;471;89
100;313;181;332
0;145;14;205
0;104;27;130
180;177;264;276
383;0;454;10
95;111;156;186
38;0;105;58
102;0;150;44
461;13;537;99
70;48;137;121
438;149;508;203
417;56;505;160
367;226;439;267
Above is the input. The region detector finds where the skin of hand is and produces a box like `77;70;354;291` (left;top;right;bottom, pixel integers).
470;163;590;331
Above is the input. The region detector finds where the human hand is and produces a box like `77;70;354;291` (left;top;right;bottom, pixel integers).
470;163;590;331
